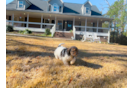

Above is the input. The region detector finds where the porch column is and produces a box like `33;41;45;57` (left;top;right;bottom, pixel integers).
97;20;99;33
55;16;57;30
73;18;76;39
73;18;75;26
108;21;111;43
41;14;43;29
85;18;87;35
27;13;29;28
12;13;14;26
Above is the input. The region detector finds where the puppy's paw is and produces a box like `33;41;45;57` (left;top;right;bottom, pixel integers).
70;58;76;65
70;61;74;65
63;61;69;66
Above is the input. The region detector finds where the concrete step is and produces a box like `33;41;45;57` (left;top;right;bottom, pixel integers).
54;32;73;39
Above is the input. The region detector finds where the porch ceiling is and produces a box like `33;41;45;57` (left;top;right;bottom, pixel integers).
6;10;113;22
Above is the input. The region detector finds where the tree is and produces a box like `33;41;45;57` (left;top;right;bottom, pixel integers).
103;0;127;44
102;22;109;28
106;0;127;32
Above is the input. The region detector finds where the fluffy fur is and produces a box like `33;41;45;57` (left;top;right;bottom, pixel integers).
54;43;78;66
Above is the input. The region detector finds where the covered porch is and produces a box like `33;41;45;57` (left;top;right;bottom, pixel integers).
6;10;112;42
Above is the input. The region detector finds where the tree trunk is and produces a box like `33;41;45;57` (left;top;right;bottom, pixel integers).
113;22;115;31
116;27;119;43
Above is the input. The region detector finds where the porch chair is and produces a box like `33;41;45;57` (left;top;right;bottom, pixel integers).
81;34;93;42
71;36;75;40
81;35;86;42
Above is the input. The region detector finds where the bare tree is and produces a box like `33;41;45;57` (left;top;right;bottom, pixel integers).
104;0;111;7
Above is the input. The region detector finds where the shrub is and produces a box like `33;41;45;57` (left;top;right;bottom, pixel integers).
70;30;73;33
19;30;24;34
24;29;29;34
6;25;14;32
45;28;51;35
19;29;32;34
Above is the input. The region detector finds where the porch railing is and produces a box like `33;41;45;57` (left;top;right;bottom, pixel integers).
73;26;76;39
51;24;56;37
74;25;109;36
7;20;55;26
6;20;55;33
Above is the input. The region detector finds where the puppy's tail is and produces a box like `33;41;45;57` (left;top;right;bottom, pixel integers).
58;43;64;47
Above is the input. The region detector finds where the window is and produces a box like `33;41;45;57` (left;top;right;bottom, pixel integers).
86;7;89;13
51;20;55;24
53;3;59;12
68;24;72;27
45;20;49;23
9;16;11;20
58;21;62;30
49;5;51;11
18;1;24;8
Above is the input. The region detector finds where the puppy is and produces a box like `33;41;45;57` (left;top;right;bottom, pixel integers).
54;43;78;66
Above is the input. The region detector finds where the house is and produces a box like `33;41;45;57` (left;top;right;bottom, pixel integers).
6;0;113;42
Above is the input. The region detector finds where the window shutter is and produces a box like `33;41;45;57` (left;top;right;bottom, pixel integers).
84;7;86;14
49;5;51;11
59;6;61;12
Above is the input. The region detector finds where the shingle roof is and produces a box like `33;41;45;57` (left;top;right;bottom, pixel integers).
6;0;102;16
28;0;48;12
63;2;102;15
26;4;43;11
63;2;83;14
91;5;101;14
6;0;16;10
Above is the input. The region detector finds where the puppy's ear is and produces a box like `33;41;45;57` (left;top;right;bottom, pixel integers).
67;48;71;55
76;48;79;55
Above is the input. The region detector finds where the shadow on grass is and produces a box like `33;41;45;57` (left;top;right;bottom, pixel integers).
78;50;127;58
6;35;49;41
6;49;103;69
6;49;54;58
74;59;103;69
6;37;126;69
116;58;127;62
77;50;127;65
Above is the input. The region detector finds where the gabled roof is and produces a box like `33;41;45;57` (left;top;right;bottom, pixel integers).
28;0;48;12
6;0;102;16
6;0;17;10
83;0;92;6
27;4;43;11
63;2;83;14
48;0;63;4
91;5;101;14
63;2;101;15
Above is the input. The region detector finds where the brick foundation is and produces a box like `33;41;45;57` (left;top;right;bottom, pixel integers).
54;32;73;39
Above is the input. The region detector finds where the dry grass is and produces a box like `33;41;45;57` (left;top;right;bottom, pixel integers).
6;35;127;88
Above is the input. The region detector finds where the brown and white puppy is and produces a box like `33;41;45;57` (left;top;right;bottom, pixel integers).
54;43;78;66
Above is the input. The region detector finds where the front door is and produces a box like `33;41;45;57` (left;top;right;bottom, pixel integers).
67;21;73;31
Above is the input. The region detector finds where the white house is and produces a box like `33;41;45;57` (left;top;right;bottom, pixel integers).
6;0;113;42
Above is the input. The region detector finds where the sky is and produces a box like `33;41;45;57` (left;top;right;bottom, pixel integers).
6;0;116;15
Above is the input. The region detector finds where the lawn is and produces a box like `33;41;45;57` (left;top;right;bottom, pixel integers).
6;35;127;88
7;31;52;37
